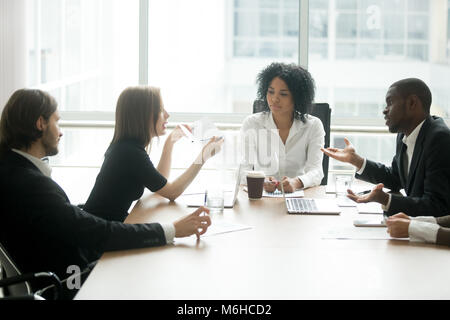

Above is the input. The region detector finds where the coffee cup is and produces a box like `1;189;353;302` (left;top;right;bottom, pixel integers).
246;171;265;200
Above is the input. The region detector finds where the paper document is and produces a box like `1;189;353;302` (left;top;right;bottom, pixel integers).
263;189;305;198
336;197;357;207
321;226;408;241
357;202;383;214
243;187;304;198
202;220;252;237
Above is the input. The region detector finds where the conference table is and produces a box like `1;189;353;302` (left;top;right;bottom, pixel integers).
76;183;450;300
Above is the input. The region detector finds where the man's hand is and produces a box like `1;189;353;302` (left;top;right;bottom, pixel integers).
321;138;364;170
173;207;212;240
347;183;389;206
390;212;411;220
386;217;411;238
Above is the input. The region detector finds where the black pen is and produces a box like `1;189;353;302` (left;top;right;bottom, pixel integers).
204;190;208;207
357;190;371;195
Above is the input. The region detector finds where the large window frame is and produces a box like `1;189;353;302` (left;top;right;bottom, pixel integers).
55;0;389;130
53;0;448;138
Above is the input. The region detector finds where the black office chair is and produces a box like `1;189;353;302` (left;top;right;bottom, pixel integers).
252;100;331;185
0;242;62;300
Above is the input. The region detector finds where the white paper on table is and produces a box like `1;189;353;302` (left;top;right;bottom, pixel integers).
357;202;383;214
243;188;305;198
321;226;408;241
202;220;252;237
263;189;305;198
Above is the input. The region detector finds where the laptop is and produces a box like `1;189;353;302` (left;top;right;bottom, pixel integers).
184;164;243;208
280;178;341;215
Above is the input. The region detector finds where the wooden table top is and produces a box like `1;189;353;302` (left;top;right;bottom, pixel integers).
76;185;450;300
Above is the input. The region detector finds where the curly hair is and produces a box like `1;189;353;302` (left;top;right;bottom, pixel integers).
256;62;315;123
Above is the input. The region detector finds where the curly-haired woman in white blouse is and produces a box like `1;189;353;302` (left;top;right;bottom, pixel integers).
241;62;325;193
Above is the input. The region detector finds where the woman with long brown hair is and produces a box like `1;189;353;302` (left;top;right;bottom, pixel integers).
84;86;223;222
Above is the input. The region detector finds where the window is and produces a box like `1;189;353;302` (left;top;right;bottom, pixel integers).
332;0;430;61
448;0;450;60
147;0;299;115
309;0;449;171
27;0;139;113
310;0;450;127
24;0;450;170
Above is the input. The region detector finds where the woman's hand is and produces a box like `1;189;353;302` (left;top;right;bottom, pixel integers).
264;177;279;193
173;207;211;240
278;176;303;193
197;136;224;164
168;124;192;145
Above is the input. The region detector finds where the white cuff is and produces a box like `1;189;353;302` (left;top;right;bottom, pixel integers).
356;158;367;175
408;220;439;244
161;223;176;244
412;216;437;224
381;194;392;212
297;175;308;189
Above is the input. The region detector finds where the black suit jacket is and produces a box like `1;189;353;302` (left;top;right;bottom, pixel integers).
0;150;166;282
356;116;450;217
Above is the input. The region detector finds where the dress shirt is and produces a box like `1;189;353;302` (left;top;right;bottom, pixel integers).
162;223;176;244
241;112;325;188
12;149;52;177
356;120;426;211
409;216;439;244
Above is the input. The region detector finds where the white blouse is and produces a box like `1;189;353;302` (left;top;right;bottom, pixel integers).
240;112;325;189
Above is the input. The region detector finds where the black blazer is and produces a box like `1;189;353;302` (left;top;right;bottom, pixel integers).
0;150;166;281
356;116;450;217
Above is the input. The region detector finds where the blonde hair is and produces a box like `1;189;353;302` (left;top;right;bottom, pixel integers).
111;86;162;147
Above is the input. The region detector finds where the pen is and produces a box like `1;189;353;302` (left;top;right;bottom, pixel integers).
357;190;371;195
204;190;208;207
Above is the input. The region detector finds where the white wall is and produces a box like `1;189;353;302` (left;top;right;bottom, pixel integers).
0;0;27;110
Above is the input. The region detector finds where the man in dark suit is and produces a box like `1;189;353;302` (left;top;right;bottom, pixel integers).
322;78;450;217
0;89;211;299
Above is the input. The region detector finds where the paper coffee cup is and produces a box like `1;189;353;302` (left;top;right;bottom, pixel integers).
246;171;265;200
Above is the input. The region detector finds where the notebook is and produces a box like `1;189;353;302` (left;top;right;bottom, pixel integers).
184;164;243;208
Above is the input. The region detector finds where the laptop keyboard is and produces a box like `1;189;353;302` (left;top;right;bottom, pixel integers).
287;198;318;213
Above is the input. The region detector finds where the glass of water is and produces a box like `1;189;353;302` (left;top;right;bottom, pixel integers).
206;187;224;214
334;174;353;198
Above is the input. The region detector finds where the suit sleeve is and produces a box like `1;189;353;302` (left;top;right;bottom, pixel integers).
436;228;450;246
388;132;450;217
26;176;167;253
436;216;450;228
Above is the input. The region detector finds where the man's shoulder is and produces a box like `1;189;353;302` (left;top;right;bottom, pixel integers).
424;116;450;141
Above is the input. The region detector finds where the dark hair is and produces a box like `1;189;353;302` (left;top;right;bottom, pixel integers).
0;89;57;155
390;78;432;114
111;86;162;147
256;62;315;123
